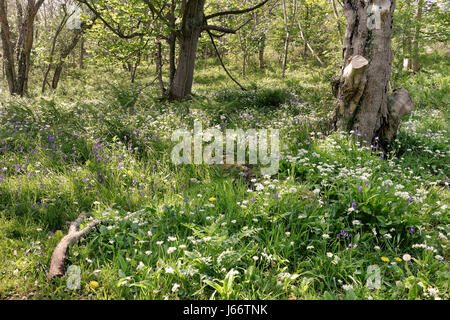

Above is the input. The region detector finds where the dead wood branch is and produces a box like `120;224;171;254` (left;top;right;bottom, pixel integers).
47;212;101;280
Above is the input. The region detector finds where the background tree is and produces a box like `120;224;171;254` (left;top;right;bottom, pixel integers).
0;0;44;96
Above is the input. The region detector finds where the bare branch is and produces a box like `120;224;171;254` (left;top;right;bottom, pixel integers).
206;29;246;91
203;17;253;36
206;0;270;20
47;212;102;279
203;25;236;34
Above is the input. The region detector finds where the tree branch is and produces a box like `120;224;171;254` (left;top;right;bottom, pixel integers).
203;25;236;34
78;0;147;39
142;0;171;27
203;17;253;36
47;212;102;279
206;29;246;91
206;0;270;20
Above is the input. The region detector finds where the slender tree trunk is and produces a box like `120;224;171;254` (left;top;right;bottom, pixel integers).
203;45;207;69
255;12;266;70
156;40;165;96
168;0;206;99
332;0;413;150
331;0;344;45
411;0;423;72
297;17;324;66
168;0;177;86
79;36;85;69
259;33;265;70
50;19;94;90
43;11;69;93
281;0;297;78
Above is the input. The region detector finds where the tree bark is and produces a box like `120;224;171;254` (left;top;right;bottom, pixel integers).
168;0;177;86
258;33;265;70
167;0;206;99
156;39;165;96
331;0;344;45
51;19;94;90
411;0;423;72
0;0;44;96
79;36;85;69
297;17;324;66
281;0;297;78
42;10;70;93
47;212;101;279
332;0;413;150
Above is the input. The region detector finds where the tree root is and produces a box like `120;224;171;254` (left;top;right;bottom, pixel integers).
47;212;102;280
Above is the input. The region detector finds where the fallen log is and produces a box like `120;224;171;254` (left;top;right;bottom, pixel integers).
47;212;102;280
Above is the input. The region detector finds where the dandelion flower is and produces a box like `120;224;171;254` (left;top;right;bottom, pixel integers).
89;281;99;288
381;257;390;262
394;257;402;262
209;197;216;201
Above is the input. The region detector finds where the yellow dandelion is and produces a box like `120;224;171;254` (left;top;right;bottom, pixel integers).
394;257;402;262
209;197;216;201
381;257;390;262
90;281;99;288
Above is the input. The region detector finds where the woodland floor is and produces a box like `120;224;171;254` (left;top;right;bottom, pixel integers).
0;52;448;300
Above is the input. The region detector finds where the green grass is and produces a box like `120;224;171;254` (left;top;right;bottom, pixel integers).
0;53;448;300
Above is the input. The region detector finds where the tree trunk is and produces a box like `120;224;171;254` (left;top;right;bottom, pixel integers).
411;0;423;72
281;36;290;78
332;0;413;150
281;0;297;79
168;0;205;99
51;19;93;90
79;36;85;69
298;18;324;66
0;0;44;96
168;0;177;86
156;40;165;96
0;0;18;94
43;11;69;93
331;0;344;45
258;33;265;70
51;62;64;90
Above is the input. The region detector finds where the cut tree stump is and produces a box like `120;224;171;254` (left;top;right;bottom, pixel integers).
47;212;102;280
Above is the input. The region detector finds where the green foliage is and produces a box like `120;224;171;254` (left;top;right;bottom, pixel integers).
0;0;449;302
0;51;449;299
